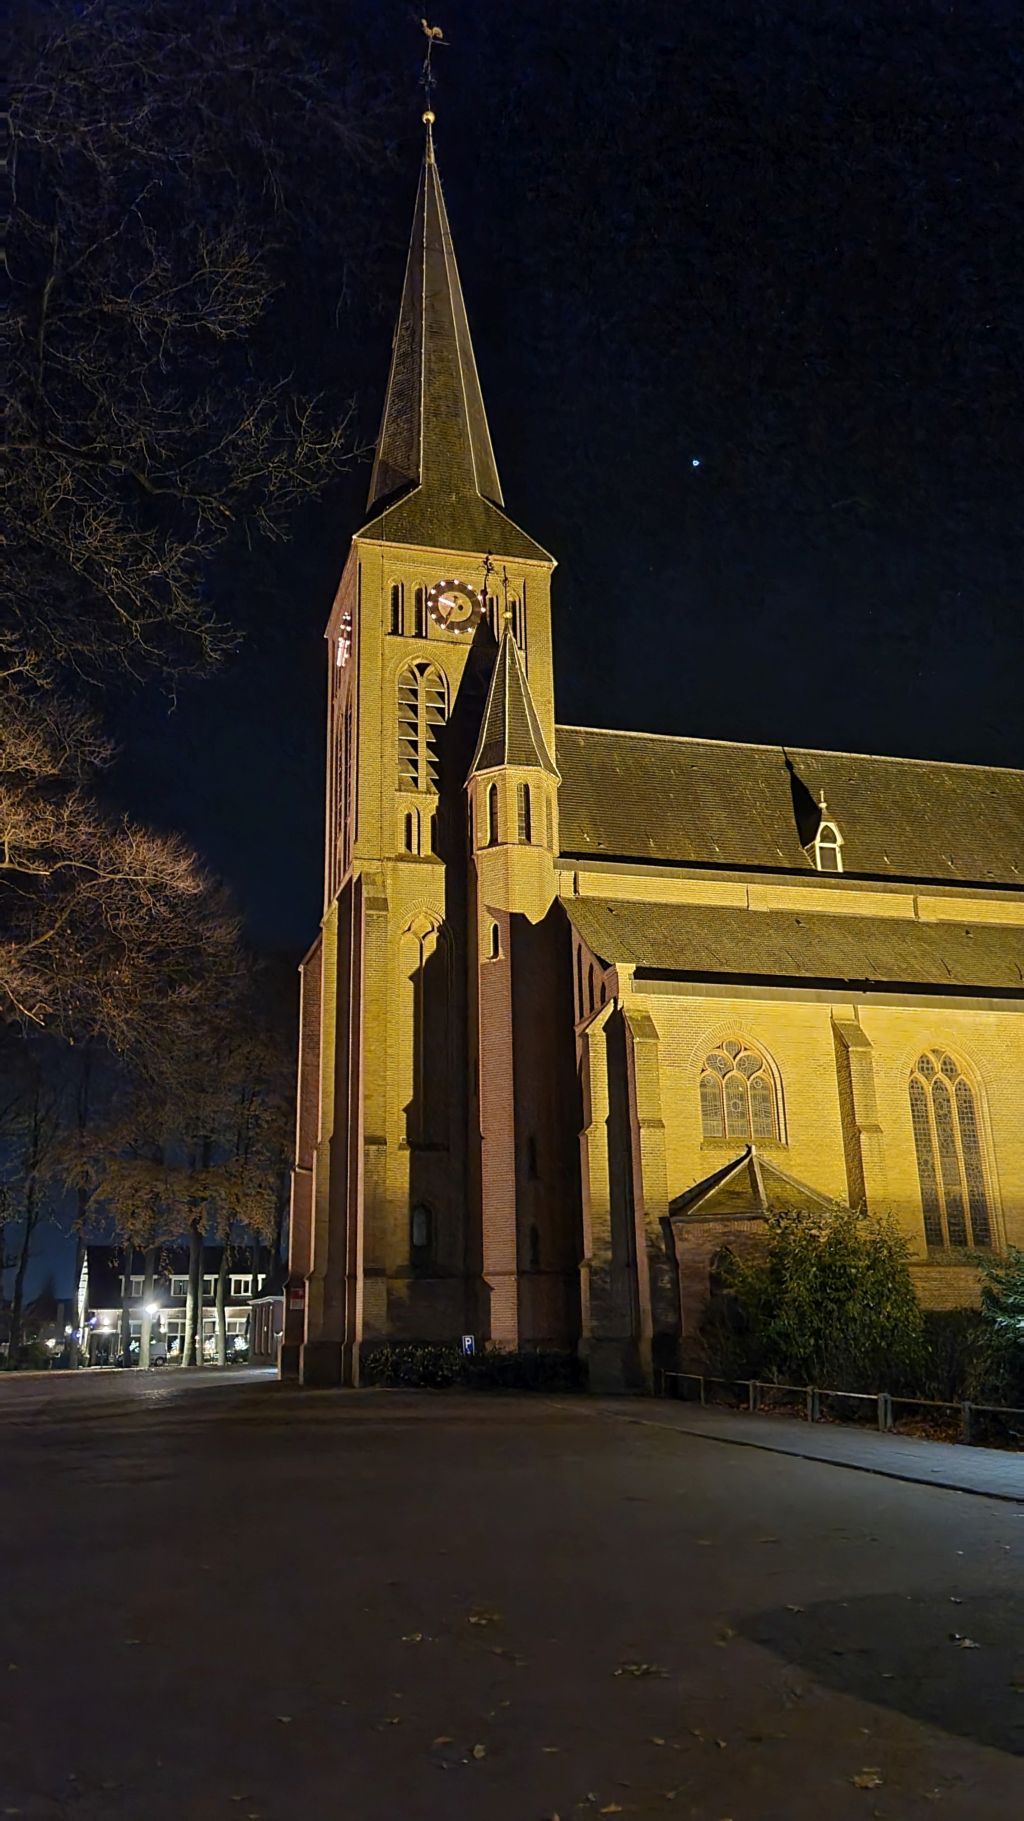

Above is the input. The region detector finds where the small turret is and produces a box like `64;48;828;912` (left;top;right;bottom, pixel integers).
467;619;560;923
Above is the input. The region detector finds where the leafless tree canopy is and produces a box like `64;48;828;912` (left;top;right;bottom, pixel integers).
1;687;241;1061
5;0;379;687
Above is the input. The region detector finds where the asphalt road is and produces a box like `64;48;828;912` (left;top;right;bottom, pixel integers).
1;1369;1021;1820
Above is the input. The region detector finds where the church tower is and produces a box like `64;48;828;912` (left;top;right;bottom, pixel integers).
284;113;574;1385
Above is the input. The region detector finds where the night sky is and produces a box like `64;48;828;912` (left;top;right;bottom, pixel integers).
109;0;1022;957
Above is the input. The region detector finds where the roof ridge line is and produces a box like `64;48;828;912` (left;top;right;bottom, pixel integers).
555;724;1024;777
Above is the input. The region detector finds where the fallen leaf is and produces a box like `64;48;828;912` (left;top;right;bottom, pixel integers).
471;1742;487;1759
949;1597;962;1605
599;1807;623;1815
401;1631;424;1643
275;1715;292;1725
614;1661;666;1678
542;1745;561;1753
648;1736;666;1746
949;1634;980;1649
715;1737;728;1749
852;1770;884;1790
785;1604;804;1613
468;1610;502;1627
431;1737;454;1747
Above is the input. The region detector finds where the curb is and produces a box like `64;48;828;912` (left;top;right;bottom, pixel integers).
587;1405;1024;1506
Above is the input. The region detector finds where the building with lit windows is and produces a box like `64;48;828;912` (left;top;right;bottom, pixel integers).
284;116;1024;1391
78;1246;269;1365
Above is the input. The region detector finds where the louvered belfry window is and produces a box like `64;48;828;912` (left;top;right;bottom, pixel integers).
909;1051;992;1249
397;663;447;792
700;1040;778;1141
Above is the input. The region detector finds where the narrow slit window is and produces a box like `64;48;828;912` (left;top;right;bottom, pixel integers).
413;586;426;638
517;781;532;843
488;920;500;961
410;1204;433;1272
390;582;404;636
486;781;499;846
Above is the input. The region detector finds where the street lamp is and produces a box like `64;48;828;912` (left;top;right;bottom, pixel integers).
144;1301;161;1318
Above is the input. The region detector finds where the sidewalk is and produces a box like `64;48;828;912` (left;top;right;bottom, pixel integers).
593;1397;1024;1503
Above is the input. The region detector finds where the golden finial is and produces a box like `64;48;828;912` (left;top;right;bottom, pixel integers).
421;19;447;139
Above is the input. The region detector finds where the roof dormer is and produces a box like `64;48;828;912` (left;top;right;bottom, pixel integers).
811;791;844;873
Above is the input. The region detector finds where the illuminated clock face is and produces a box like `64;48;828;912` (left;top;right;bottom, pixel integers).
427;577;483;635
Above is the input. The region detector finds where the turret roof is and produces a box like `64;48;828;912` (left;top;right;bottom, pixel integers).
469;624;558;779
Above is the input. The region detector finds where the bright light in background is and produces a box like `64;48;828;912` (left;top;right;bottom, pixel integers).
144;1302;160;1318
691;457;701;468
45;1338;57;1350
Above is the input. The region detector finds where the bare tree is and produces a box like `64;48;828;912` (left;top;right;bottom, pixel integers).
1;689;242;1062
0;1042;64;1363
5;0;379;690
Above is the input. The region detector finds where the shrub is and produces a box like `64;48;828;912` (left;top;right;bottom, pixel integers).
920;1308;986;1401
359;1342;584;1391
977;1246;1024;1406
705;1206;925;1393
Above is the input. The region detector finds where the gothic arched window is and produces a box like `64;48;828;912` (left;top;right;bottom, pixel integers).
699;1040;779;1142
397;663;447;792
909;1051;992;1249
389;582;404;636
413;585;427;638
517;781;532;844
486;781;499;846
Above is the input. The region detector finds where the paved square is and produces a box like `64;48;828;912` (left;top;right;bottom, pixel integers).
1;1370;1021;1818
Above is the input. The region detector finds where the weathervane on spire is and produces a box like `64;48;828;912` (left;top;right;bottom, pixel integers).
420;18;447;130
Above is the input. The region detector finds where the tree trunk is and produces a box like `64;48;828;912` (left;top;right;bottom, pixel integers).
180;1220;202;1367
119;1249;134;1366
138;1244;158;1369
215;1249;228;1366
7;1178;39;1363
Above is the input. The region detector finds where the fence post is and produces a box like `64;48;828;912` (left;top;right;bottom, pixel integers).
960;1401;973;1445
698;1374;706;1407
877;1392;893;1432
748;1380;759;1413
806;1386;820;1423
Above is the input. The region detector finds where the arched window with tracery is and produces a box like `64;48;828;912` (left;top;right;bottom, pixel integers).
909;1051;992;1249
700;1039;779;1141
397;663;447;792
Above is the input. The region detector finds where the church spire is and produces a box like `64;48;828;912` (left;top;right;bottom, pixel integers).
360;114;551;562
367;112;502;515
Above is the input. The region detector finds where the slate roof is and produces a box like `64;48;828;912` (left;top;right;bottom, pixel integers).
567;898;1024;994
469;626;558;777
555;727;1024;887
359;127;550;564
